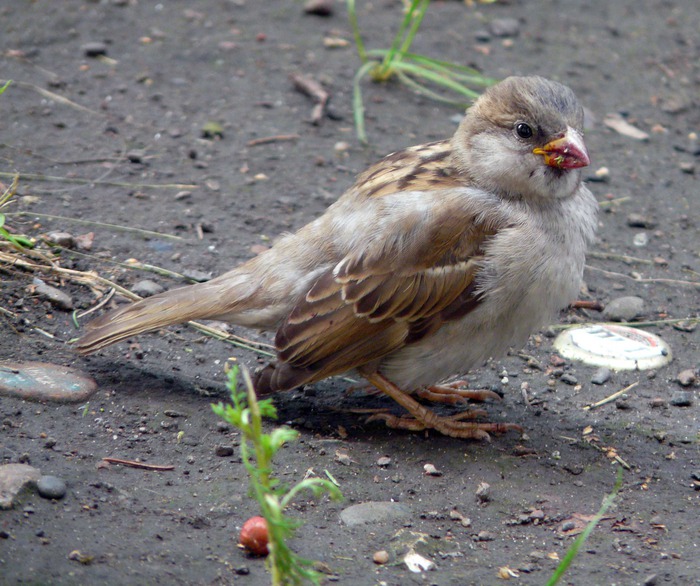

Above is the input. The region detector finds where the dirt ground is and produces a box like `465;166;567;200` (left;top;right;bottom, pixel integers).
1;1;698;584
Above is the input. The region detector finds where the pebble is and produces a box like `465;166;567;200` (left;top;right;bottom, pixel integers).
373;550;389;565
131;280;165;297
45;231;76;248
488;17;520;37
0;361;97;403
626;213;657;229
643;574;658;586
602;296;644;322
474;30;492;42
303;0;333;16
82;41;108;57
590;367;611;385
559;373;578;386
339;501;411;526
679;161;695;174
33;278;73;310
475;530;495;541
676;369;697;387
183;269;212;282
649;397;667;409
670;391;692;407
37;475;67;500
423;463;441;476
0;464;42;509
214;445;234;457
633;232;649;247
475;482;491;503
376;456;391;467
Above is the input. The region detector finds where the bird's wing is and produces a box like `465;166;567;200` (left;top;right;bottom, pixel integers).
258;147;510;392
352;139;467;199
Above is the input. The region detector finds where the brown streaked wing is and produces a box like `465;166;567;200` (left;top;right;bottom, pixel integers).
269;256;483;392
353;140;466;200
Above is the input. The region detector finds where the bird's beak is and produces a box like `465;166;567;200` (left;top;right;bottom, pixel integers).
533;126;590;170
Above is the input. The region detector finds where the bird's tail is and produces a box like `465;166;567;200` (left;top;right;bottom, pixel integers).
75;272;256;355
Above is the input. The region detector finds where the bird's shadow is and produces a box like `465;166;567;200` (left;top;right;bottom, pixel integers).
83;358;405;435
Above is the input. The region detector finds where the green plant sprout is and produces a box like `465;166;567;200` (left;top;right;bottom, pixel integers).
212;365;343;586
546;467;624;586
0;173;35;250
0;81;34;250
347;0;495;142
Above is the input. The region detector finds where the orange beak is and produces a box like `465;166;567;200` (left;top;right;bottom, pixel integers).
533;126;590;170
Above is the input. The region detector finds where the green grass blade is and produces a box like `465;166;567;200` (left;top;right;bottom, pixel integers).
353;61;377;144
395;72;471;106
402;52;497;85
346;0;367;63
546;468;624;586
396;0;431;58
394;61;482;99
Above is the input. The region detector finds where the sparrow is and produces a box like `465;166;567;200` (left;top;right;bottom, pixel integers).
76;76;598;439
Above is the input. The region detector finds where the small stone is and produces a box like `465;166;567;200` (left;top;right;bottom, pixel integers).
376;456;391;467
36;475;67;500
590;368;611;385
475;482;491;502
423;463;442;476
626;213;657;229
131;280;164;297
373;550;389;565
214;445;234;457
593;166;610;181
126;150;145;164
303;0;333;16
340;501;411;526
559;373;578;386
32;278;73;311
488;17;520;37
602;296;644;322
633;232;649;247
561;520;576;532
669;391;692;407
676;369;697;387
643;574;658;586
82;41;108;57
182;269;212;282
475;530;495;541
679;161;695;174
0;464;42;509
44;437;57;449
201;121;224;139
649;397;667;409
45;231;76;248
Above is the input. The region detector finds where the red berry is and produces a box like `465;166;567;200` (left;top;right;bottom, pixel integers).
239;516;269;556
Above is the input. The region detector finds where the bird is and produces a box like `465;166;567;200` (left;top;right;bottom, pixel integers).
76;76;598;439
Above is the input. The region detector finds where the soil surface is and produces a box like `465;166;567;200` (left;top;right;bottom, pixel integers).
1;1;698;585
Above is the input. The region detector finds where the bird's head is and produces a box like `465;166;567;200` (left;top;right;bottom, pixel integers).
452;76;590;201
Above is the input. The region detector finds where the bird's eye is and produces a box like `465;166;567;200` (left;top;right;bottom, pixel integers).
515;122;533;139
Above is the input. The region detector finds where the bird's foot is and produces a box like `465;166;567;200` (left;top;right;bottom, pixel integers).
367;410;521;440
416;381;501;405
361;371;522;440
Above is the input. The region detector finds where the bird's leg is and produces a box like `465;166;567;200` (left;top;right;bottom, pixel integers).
416;381;501;405
361;371;522;440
